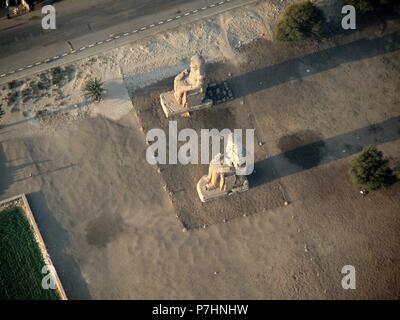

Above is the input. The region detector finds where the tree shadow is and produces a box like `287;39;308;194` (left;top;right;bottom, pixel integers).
27;191;92;299
250;116;400;187
228;30;400;100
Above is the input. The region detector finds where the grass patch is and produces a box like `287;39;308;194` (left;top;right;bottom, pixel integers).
0;206;60;300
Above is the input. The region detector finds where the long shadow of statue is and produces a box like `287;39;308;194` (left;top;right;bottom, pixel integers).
228;30;400;100
250;116;400;187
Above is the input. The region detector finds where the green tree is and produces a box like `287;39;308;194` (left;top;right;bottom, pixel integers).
83;78;105;102
350;145;395;191
275;1;326;42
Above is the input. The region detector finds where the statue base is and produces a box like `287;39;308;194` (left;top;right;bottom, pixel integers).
196;175;249;203
8;6;30;18
160;91;213;118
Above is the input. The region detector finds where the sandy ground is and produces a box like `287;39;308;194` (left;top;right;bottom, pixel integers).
0;1;400;299
0;0;295;125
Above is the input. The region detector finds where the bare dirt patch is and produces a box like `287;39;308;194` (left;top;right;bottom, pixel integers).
130;77;287;229
0;2;399;300
85;212;125;248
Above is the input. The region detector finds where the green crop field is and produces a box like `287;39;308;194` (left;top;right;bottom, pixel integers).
0;206;60;300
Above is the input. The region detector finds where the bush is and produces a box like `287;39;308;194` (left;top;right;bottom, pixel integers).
275;1;326;42
8;79;23;90
83;78;105;102
7;91;19;107
51;67;66;86
38;73;51;91
350;145;395;191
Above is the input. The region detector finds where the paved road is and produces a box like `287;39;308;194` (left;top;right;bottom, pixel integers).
0;0;254;83
0;0;193;58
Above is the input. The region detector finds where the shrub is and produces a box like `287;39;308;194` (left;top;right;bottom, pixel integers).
83;78;105;102
7;91;19;106
51;67;66;86
65;65;75;81
350;145;395;191
8;79;23;90
275;1;326;42
38;73;51;91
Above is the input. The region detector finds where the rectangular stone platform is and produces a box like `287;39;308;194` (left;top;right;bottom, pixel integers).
197;176;249;203
160;91;213;118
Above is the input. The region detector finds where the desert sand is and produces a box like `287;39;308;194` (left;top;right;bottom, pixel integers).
0;0;399;299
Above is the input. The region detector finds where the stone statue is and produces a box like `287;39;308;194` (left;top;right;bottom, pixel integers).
197;134;249;202
160;55;213;118
174;55;207;106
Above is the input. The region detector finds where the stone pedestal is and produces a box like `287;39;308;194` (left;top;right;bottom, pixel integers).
160;91;212;118
196;153;249;202
197;173;249;202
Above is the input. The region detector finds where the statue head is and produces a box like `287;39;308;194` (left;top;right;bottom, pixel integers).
190;55;205;74
225;133;247;170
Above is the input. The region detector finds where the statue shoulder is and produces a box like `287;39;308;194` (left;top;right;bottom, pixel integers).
178;69;189;79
